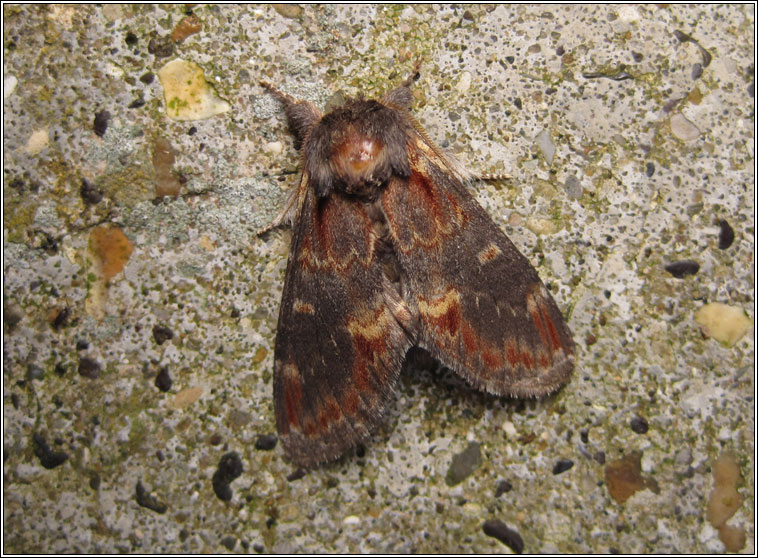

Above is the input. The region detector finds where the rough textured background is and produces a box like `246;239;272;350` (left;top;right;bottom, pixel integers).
3;4;754;553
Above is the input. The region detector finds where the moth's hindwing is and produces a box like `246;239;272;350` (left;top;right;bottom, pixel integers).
273;183;412;467
380;134;575;398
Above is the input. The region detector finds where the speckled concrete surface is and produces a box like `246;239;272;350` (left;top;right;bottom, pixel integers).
3;4;754;553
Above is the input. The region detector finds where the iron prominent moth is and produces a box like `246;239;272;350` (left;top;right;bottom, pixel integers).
261;66;575;467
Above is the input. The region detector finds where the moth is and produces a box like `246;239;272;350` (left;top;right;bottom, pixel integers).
261;67;575;467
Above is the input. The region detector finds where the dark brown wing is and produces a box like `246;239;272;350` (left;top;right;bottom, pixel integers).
380;133;575;398
273;177;413;467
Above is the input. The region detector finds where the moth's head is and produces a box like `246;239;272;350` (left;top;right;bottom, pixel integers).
304;99;411;198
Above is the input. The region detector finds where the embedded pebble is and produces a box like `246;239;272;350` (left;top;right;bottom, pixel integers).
273;4;302;18
135;480;167;514
25;129;49;154
664;260;699;278
78;357;101;379
152;324;174;345
148;37;174;59
220;535;237;551
502;420;517;438
287;468;306;482
263;141;283;155
26;363;44;380
629;415;649;434
157;59;230;121
670;113;701;141
5;74;18;97
80;178;103;205
255;434;278;451
446;441;482;486
33;433;69;469
495;480;512;497
93;109;111;137
695;303;751;346
482;519;524;553
675;448;693;468
717;219;735;249
563;174;583;199
212;451;243;502
617;5;640;22
525;217;558;235
552;459;574;475
456;71;472;93
534;129;556;164
171;387;203;410
155;366;172;392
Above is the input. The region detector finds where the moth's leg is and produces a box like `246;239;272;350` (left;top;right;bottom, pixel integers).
256;171;311;237
256;185;299;236
381;60;422;108
260;81;322;145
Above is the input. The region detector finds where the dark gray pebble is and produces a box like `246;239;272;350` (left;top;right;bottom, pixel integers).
495;479;512;497
482;519;524;553
212;451;243;502
152;324;174;345
446;441;482;486
255;434;278;451
93;109;110;137
552;458;574;475
135;480;167;514
154;366;172;392
630;415;649;434
287;468;306;482
78;357;101;379
220;535;237;551
33;433;69;469
80;178;103;205
718;219;735;249
664;260;699;278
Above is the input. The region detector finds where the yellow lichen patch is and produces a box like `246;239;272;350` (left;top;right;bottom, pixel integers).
171;14;202;43
718;523;746;553
251;346;268;365
89;225;134;281
695;303;752;346
707;453;743;528
152;137;181;197
604;451;659;504
157;59;230;121
198;235;215;251
707;452;746;552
